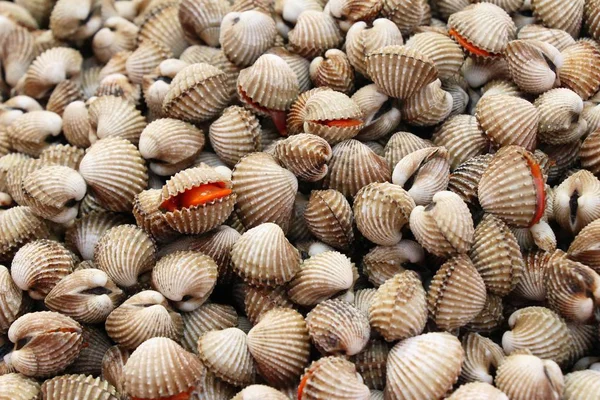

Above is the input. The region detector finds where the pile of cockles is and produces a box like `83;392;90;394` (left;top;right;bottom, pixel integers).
1;0;600;399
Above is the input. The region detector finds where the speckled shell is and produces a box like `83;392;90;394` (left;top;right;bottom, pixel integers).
94;224;156;288
353;182;414;246
568;219;600;273
231;222;300;287
132;189;181;243
0;264;22;334
553;170;600;235
432;114;488;171
559;42;600;100
79;137;148;212
179;0;230;46
346;19;402;78
460;332;505;384
209;106;261;168
475;94;539;150
232;153;298;233
401;79;453;126
7;110;62;157
198;327;256;387
220;10;276;67
563;370;600;400
405;31;464;80
105;290;183;349
123;337;204;399
381;0;429;36
6;311;83;377
273;134;332;182
366;45;438;100
531;0;584;37
385;332;464;400
304;189;354;250
504;39;562;95
534;88;586;145
288;251;354;306
478;145;546;228
298;356;370;400
309;49;354;94
325;140;391;198
288;11;343;58
0;373;41;400
19;47;82;99
0;206;50;263
87;96;146;145
495;353;564;400
409;191;474;257
247;308;310;386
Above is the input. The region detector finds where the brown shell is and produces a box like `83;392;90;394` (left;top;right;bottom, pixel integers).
559;41;600;100
568;219;600;273
266;46;312;93
460;332;505;384
433;114;488;170
384;131;433;170
273;134;331;182
7;110;62;157
504;39;562;95
534;88;586;145
512;250;550;301
132;189;181;244
401;79;453;126
495;353;564;400
309;49;354;94
65;212;130;260
0;206;49;263
125;40;172;85
19;47;82;99
362;240;424;287
220;10;276;67
138;2;188;57
41;374;119;400
581;128;600;177
46;80;83;116
209;106;262;168
517;24;575;51
181;302;238;353
531;0;584;37
465;293;504;332
243;284;293;325
38;144;84;170
288;11;343;58
350;339;388;391
304;189;354;250
298;356;369;400
0;264;23;334
405;31;464;80
381;0;429;36
92;17;138;63
179;0;230;46
553;170;600;235
352;84;402;142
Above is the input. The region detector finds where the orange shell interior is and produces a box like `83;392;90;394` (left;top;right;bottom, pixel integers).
448;28;494;58
160;182;232;212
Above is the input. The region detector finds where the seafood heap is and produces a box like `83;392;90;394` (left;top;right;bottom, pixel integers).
3;0;600;399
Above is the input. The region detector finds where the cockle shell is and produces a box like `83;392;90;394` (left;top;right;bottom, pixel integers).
0;373;40;400
352;84;401;142
181;302;238;353
460;332;505;384
6;158;49;207
298;356;370;400
432;114;488;170
273;134;332;182
5;311;83;377
447;382;508;400
381;0;429;36
105;290;183;349
7;110;62;157
495;353;564;400
125;40;172;85
2;26;36;89
353;182;414;246
92;17;138;63
62;101;92;148
304;189;354;250
517;24;575;51
38;144;84;170
142;58;189;119
132;189;180;243
384;131;433;170
44;268;124;324
465;292;504;332
0;206;49;263
327;0;383;29
49;0;101;41
534;88;586;145
461;56;511;88
512;250;550;301
137;2;188;57
481;79;522;98
94;224;156;289
310;49;354;94
243;284;293;325
220;10;277;67
41;374;119;400
553;170;600;235
568;218;600;273
209;105;261;168
563;370;600;400
288;11;343;59
504;39;562;95
401;79;453;126
65;212;129;260
581;128;600;177
405;31;464;79
286;87;331;136
288;251;354;306
350;339;388;390
559;41;600;100
385;332;464;400
123;337;204;399
232;385;288;400
531;0;584;37
87;95;146;145
0;96;43;128
0;265;22;334
179;0;230;46
361;240;424;287
266;46;312;92
19;47;82;99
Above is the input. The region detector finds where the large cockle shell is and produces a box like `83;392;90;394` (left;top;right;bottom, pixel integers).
401;79;453;126
553;170;600;235
288;11;343;59
432;114;488;170
0;373;41;400
209;106;261;168
504;39;562;94
405;31;464;79
381;0;429;36
41;374;119;400
65;212;130;260
304;189;354;250
531;0;584;37
353;182;414;246
0;206;50;263
427;254;487;330
568;219;600;273
266;46;312;92
298;356;370;400
7;110;62;157
345;19;402;77
5;311;83;377
385;332;464;400
534;88;587;145
495;353;564;400
105;290;183;349
409;190;474;257
478;145;546;228
559;42;600;100
123;337;205;399
220;10;277;67
179;0;231;47
310;49;354;94
460;332;505;384
362;240;424;286
273;134;332;182
19;47;82;99
563;370;600;400
181;302;238;353
247;308;310;387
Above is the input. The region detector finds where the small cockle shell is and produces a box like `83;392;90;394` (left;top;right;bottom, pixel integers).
447;382;508;400
266;46;312;92
502;306;570;363
0;206;49;263
352;84;401;142
345;19;402;78
531;0;584;38
273;134;332;182
362;240;424;286
432;114;488;170
137;2;188;57
220;10;276;67
581;128;600;176
124;337;204;400
125;40;172;85
460;332;505;384
563;370;600;400
517;24;575;51
369;270;427;342
11;239;75;301
469;214;524;296
366;45;438;100
475;94;539;150
327;0;383;29
568;219;600;273
232;152;298;232
385;332;464;400
544;252;600;323
92;16;138;64
504;39;562;95
409;190;474;257
105;290;183;349
298;356;370;400
351;339;388;390
94;224;156;289
44;268;124;324
151;251;218;312
534;88;586;145
65;212;129;260
304;189;354;250
209;105;261;168
553;170;600;235
79;137;148;212
7;110;62;157
19;47;82;99
381;0;429;36
513;250;550;301
353;182;415;246
244;285;294;325
0;265;22;334
179;0;230;47
232;385;288;400
310;49;354;94
5;311;83;377
2;26;36;89
62;101;92;148
325;139;390;198
559;41;600;100
41;374;119;400
0;373;40;400
478;145;546;228
384;131;433;169
102;347;128;388
288;11;343;59
288;251;354;306
198;327;256;387
162;63;230;124
247;308;310;387
87;95;146;145
448;3;516;57
495;353;564;400
38;144;84;170
405;31;464;79
427;254;487;330
306;299;370;356
231;222;300;287
181;302;238;353
401;79;453;126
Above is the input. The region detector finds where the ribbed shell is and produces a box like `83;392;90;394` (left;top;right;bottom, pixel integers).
385;332;464;400
7;110;62;157
191;370;237;400
353;182;414;246
138;2;188;56
553;170;600;235
179;0;230;46
87;96;145;145
231;385;288;400
92;17;138;63
123;337;204;398
273;134;331;182
162;63;231;123
0;373;40;400
46;80;83;116
309;49;354;94
325;140;391;198
362;241;424;287
41;374;119;400
125;40;172;85
94;224;156;288
79;137;148;212
366;45;438;100
304;189;354;250
350;339;388;391
198;328;256;387
20;47;82;99
504;39;562;95
447;382;508;400
286;88;331;135
401;79;453;126
384;131;433;170
460;332;505;384
38;144;84;170
405;31;464;79
62;101;92;148
352;84;401;142
65;212;129;261
564;370;600;400
581;128;600;176
298;356;370;400
132;189;181;244
266;46;312;92
288;251;354;306
0;206;49;262
517;24;575;51
243;285;293;325
559;42;600;100
288;11;343;58
531;0;584;37
105;290;183;349
0;264;22;334
381;0;429;36
181;302;238;353
94;72;141;105
247;308;310;386
209;106;261;168
495;353;564;400
534;88;586;145
478;145;546;228
568;219;600;273
511;250;549;301
151;251;218;311
220;10;276;67
433;114;488;170
232;152;298;233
